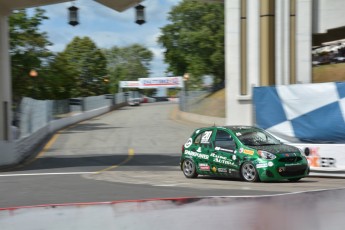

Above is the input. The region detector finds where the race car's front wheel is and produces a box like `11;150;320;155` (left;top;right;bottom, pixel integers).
241;162;259;182
182;159;198;178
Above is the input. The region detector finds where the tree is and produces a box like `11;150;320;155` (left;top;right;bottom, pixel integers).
60;37;108;97
38;52;79;99
9;8;53;102
103;44;153;93
158;1;224;89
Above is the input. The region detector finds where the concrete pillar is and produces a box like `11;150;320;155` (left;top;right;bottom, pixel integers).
0;6;16;165
290;0;296;84
0;7;12;142
225;0;252;126
275;0;290;85
246;0;260;88
296;0;312;83
260;0;276;86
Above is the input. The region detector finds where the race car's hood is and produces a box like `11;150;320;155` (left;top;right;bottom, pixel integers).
248;144;299;154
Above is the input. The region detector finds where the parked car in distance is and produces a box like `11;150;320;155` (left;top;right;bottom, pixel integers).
332;56;345;63
128;97;141;106
180;126;309;182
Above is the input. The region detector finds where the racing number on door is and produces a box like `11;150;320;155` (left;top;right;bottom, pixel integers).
201;131;212;144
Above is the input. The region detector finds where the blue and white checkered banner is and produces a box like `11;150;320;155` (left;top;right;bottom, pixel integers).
253;82;345;143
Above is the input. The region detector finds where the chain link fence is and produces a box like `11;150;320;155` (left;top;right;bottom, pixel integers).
179;90;225;117
15;93;126;139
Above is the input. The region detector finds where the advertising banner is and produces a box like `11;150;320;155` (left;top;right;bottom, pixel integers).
119;81;140;88
139;77;183;88
253;82;345;143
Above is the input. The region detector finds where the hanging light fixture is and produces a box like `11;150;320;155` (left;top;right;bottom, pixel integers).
135;4;145;25
68;5;79;26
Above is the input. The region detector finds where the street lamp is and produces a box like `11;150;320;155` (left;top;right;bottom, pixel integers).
29;69;38;98
68;5;79;26
183;73;190;98
135;4;145;25
29;69;38;78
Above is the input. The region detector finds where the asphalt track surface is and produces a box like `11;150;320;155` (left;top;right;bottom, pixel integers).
1;102;345;208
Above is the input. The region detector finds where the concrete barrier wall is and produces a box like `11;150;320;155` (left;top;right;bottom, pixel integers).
0;101;127;167
1;189;344;230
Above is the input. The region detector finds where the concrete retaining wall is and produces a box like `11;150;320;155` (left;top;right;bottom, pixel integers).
177;110;226;126
0;102;126;168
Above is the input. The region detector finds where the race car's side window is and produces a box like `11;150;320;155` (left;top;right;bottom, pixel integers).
194;133;202;144
214;130;236;150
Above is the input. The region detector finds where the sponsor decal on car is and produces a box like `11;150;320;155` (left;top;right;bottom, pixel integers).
228;169;237;174
184;150;209;160
210;153;235;166
199;163;210;171
184;138;193;148
218;168;227;173
215;147;234;153
285;163;302;166
256;163;268;169
243;149;254;155
212;166;217;173
268;162;274;167
239;148;254;155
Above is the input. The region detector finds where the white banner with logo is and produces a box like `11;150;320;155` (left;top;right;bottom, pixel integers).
139;77;183;88
119;81;140;88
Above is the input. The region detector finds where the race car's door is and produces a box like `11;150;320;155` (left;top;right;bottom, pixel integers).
189;128;215;173
210;129;239;175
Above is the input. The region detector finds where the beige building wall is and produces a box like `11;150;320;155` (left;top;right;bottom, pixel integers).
225;0;313;125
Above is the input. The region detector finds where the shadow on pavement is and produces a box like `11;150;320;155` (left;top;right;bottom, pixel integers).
3;154;181;172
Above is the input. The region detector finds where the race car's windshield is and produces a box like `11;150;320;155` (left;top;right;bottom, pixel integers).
235;129;281;146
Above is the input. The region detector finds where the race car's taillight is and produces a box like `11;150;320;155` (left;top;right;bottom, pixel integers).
182;145;185;153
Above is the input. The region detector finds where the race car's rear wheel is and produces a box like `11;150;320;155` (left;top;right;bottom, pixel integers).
182;159;198;178
241;162;259;182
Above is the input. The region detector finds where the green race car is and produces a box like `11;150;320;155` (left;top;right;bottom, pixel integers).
180;126;309;182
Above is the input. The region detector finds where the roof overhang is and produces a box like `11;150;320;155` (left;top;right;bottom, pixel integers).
94;0;144;12
0;0;70;11
0;0;144;12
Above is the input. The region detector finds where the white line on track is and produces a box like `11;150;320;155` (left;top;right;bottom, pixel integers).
0;172;95;177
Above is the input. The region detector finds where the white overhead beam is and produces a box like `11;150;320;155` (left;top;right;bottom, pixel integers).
94;0;144;12
0;0;70;10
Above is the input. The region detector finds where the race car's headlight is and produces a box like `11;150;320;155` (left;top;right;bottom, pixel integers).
258;150;276;160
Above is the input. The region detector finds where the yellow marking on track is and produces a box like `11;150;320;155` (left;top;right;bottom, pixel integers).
1;121;134;173
30;124;78;162
95;148;135;174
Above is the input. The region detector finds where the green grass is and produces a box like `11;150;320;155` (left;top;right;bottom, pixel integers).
189;89;225;118
313;63;345;83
